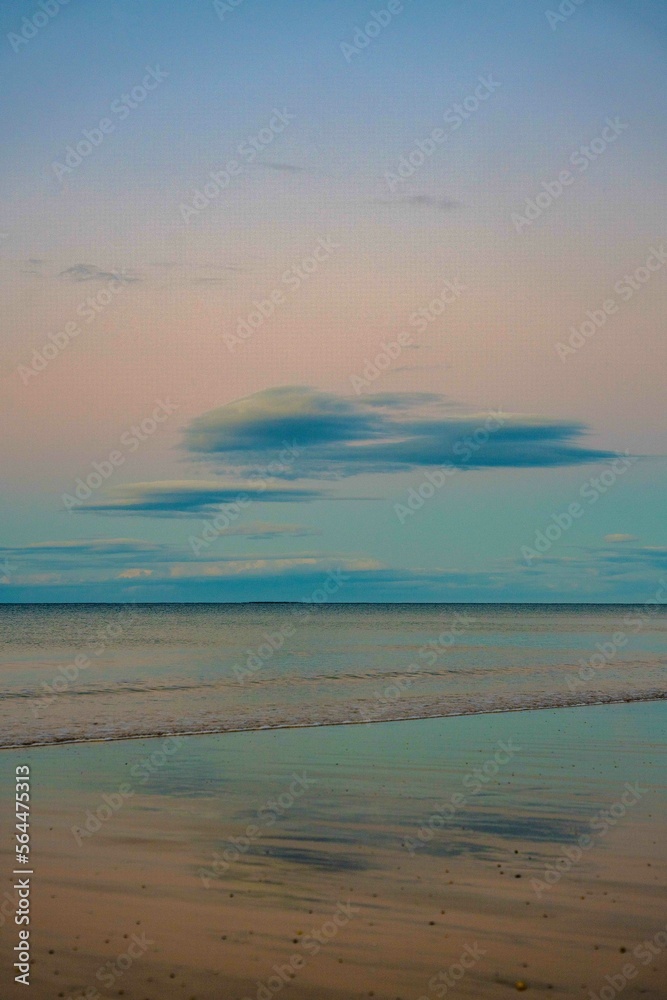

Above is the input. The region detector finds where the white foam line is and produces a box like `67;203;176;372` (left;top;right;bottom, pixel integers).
1;691;665;751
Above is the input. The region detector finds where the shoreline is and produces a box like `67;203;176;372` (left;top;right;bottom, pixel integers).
3;689;665;751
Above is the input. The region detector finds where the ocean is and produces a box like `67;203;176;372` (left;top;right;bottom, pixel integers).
1;603;665;747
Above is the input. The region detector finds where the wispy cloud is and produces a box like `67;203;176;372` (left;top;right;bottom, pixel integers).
517;543;667;581
0;530;320;569
222;521;322;539
373;194;460;211
1;539;664;603
256;161;307;173
71;480;325;516
59;264;142;283
0;539;165;559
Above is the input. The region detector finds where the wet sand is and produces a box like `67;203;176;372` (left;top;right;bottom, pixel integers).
1;702;665;999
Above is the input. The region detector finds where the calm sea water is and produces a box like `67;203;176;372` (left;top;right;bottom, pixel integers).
0;603;665;747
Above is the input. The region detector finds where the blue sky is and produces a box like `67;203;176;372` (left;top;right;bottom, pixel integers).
1;0;666;601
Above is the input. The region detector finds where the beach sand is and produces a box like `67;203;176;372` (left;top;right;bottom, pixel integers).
1;702;665;999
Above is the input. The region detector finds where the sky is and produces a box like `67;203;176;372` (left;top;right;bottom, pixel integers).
1;0;666;602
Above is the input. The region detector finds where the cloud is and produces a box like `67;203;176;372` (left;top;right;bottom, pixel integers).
518;543;667;583
72;480;325;516
182;386;617;478
0;553;512;602
221;521;322;539
55;389;620;523
0;554;645;603
256;161;306;173
604;533;639;543
0;539;165;558
188;263;251;284
0;531;320;563
22;257;47;273
59;264;141;283
3;537;666;603
374;195;459;211
0;537;327;581
146;261;251;286
165;556;374;581
598;545;667;570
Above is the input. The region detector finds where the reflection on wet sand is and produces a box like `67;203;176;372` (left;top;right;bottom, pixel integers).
0;702;665;999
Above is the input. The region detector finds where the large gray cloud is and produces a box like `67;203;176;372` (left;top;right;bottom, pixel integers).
183;386;615;478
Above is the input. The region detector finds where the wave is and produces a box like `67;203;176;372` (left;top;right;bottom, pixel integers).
3;688;665;751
